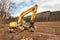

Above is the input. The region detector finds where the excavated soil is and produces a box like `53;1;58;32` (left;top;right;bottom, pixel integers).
0;22;60;40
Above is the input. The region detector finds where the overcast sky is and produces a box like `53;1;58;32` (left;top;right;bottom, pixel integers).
11;0;60;17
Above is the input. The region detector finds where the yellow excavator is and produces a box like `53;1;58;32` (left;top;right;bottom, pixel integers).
9;4;38;32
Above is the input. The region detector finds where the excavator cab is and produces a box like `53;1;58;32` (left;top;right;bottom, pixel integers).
9;20;26;32
9;20;26;27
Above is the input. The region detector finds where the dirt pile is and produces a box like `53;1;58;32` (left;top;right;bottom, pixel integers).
0;22;60;40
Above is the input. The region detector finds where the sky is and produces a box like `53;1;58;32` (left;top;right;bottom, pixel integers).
10;0;60;17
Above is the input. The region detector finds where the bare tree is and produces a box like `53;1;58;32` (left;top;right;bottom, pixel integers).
0;0;12;23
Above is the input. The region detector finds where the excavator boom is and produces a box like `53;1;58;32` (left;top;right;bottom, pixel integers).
18;4;38;26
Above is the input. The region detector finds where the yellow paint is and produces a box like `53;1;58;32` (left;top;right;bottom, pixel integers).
9;22;17;27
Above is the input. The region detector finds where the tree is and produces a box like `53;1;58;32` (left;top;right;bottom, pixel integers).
0;0;12;23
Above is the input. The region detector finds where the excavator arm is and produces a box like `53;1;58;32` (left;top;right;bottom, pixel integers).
18;4;38;26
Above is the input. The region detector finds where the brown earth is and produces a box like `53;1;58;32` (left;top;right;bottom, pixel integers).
0;22;60;40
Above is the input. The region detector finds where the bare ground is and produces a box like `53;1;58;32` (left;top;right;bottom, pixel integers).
0;22;60;40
